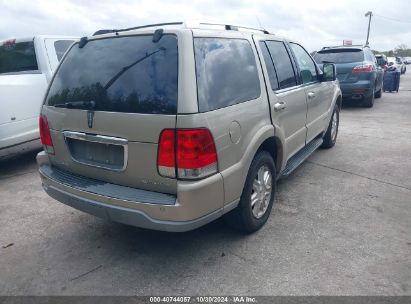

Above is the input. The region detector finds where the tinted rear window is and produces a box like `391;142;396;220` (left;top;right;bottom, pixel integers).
46;35;178;114
314;49;364;64
376;56;385;65
194;38;260;112
0;40;38;74
54;40;75;61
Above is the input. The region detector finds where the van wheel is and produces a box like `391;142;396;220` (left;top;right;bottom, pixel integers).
225;151;276;233
321;104;339;149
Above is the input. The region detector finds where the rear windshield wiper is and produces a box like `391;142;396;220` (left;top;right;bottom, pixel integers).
54;100;96;109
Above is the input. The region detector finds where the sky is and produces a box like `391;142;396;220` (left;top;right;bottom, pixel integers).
1;0;410;52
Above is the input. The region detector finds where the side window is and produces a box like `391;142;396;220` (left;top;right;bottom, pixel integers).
194;38;261;112
265;41;297;89
0;40;38;74
258;41;279;90
54;40;74;61
290;43;318;84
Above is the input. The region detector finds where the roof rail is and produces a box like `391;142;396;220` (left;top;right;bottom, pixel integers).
187;20;270;34
93;20;270;36
93;22;184;36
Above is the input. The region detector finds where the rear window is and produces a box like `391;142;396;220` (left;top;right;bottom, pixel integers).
194;38;260;112
0;40;38;74
314;49;364;64
46;35;178;115
376;56;386;65
54;40;75;61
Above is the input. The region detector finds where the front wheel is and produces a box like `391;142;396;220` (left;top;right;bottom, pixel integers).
321;104;339;149
225;151;276;233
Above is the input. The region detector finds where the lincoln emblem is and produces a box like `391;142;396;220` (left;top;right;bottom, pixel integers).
87;111;94;128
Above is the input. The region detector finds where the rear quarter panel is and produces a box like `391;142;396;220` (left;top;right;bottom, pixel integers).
178;31;273;205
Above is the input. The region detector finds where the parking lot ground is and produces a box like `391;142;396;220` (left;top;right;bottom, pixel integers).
0;74;410;296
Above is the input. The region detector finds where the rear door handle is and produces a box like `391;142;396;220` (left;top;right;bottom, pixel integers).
307;92;316;99
274;101;286;112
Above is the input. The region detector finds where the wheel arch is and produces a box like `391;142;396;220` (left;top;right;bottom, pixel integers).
220;124;285;205
256;136;284;175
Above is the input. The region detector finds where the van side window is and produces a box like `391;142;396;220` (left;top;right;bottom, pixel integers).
290;43;318;84
0;40;38;74
265;41;297;89
54;40;75;61
259;41;279;90
194;38;261;112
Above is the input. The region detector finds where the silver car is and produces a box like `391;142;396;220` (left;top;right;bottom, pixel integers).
37;21;342;233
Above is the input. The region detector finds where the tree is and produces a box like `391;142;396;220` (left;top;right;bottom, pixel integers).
394;44;410;57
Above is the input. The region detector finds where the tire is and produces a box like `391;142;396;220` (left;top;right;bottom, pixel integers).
363;87;375;108
321;104;339;149
225;151;276;233
375;87;382;98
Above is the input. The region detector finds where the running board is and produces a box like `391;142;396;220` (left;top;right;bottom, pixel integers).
279;138;323;179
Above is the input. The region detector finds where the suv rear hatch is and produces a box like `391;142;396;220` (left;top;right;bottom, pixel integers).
314;48;367;83
41;33;178;194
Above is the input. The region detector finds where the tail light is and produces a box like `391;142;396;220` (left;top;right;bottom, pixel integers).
157;129;176;178
158;128;218;180
39;114;54;154
352;64;374;73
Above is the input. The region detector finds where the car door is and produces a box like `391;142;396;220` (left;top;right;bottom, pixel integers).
255;38;308;162
289;42;333;142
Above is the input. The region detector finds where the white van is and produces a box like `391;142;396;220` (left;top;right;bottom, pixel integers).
0;36;78;157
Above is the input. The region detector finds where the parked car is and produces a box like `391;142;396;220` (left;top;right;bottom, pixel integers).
387;57;406;74
375;54;388;70
314;45;383;107
0;36;77;156
37;22;341;233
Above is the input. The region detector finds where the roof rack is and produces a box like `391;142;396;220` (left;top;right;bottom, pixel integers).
187;20;270;34
93;22;184;36
93;20;270;36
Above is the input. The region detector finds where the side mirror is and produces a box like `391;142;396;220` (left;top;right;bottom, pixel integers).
322;63;336;81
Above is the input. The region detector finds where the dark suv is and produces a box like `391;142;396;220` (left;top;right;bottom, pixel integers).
314;45;384;107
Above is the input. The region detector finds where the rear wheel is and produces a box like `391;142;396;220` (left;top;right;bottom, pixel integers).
321;104;339;149
364;87;375;108
375;87;382;98
225;151;276;233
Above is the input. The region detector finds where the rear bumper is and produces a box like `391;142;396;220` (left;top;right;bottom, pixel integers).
340;81;373;101
42;184;224;232
37;151;233;232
